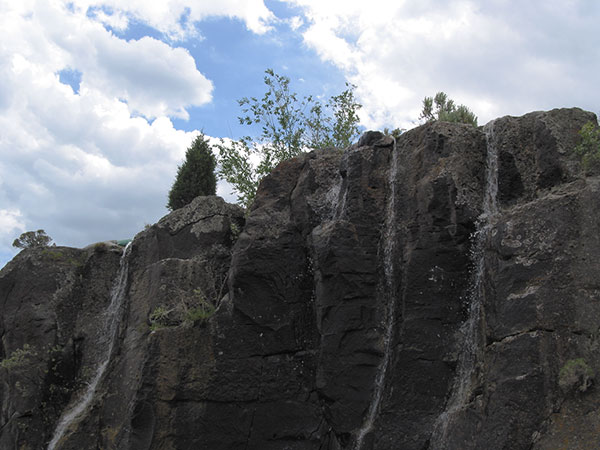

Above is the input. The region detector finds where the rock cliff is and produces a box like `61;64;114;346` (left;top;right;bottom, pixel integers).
1;108;599;449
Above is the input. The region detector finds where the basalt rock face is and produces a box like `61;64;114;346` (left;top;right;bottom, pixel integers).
1;108;600;450
0;245;122;449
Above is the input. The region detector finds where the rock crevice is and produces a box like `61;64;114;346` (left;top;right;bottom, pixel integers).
1;108;599;449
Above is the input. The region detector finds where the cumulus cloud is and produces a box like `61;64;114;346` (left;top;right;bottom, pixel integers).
72;0;276;39
10;1;214;119
0;209;26;266
286;0;600;129
0;0;253;267
0;52;196;247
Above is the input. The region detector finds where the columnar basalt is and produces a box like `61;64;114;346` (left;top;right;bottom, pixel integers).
1;108;599;450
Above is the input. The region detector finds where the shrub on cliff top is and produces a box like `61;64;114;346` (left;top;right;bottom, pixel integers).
575;120;600;171
419;91;478;126
12;229;53;249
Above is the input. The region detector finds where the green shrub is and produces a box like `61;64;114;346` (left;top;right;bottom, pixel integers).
230;222;242;243
93;242;108;253
42;249;64;259
575;121;600;171
42;248;83;267
559;358;594;393
149;305;173;331
12;230;53;249
184;290;215;323
419;91;478;126
0;344;37;370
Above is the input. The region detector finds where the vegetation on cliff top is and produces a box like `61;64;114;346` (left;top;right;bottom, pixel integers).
167;133;217;211
216;69;362;208
167;71;483;211
420;91;478;126
12;230;53;249
575;120;600;171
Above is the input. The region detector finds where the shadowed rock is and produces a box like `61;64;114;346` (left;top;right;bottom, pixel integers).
1;108;599;449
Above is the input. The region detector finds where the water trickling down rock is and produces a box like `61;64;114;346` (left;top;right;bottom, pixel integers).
48;242;132;450
2;109;600;449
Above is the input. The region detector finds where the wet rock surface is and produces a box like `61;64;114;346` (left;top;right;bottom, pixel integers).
1;108;599;449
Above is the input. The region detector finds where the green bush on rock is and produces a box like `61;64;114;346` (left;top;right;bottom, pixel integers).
559;358;594;394
575;121;600;171
149;305;172;330
0;344;37;370
148;288;217;331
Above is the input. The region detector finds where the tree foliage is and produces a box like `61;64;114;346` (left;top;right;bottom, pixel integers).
420;91;478;126
217;69;362;208
167;133;217;211
575;120;600;171
12;230;53;249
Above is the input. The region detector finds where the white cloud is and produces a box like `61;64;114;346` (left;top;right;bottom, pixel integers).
0;209;26;237
0;58;196;246
288;16;304;31
71;0;276;39
0;0;279;268
0;0;214;266
286;0;600;129
12;1;214;119
0;209;26;264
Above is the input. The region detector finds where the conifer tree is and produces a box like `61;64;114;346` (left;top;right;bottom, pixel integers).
167;133;217;211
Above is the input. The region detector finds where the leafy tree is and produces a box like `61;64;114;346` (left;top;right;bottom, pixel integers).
327;84;363;148
217;69;362;208
12;230;53;249
383;127;404;140
168;133;217;211
420;91;478;126
574;120;600;171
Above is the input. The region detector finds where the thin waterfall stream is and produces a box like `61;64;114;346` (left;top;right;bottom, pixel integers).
353;138;399;449
47;242;133;450
429;123;499;449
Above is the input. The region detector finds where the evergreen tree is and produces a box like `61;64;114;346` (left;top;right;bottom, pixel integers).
167;134;217;211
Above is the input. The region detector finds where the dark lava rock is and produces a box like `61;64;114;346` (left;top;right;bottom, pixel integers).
2;108;600;450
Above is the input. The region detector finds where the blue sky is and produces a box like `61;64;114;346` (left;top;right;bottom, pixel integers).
1;0;599;269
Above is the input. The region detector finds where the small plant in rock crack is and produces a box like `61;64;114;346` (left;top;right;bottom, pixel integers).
149;305;174;330
559;358;595;394
148;259;227;330
0;344;37;370
229;222;242;243
184;289;216;323
575;120;600;171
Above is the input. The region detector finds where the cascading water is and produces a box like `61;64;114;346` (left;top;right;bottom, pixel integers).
48;242;133;450
353;138;399;450
429;123;499;449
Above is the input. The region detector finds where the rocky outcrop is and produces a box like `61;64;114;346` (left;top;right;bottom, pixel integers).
1;108;599;449
0;244;122;449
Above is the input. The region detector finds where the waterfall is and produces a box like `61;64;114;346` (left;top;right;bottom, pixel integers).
48;242;133;450
429;123;499;449
353;138;399;450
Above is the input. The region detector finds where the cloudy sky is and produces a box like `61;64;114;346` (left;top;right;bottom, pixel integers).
1;0;599;268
